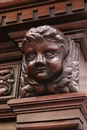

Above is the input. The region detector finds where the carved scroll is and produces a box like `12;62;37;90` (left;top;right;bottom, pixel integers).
0;68;15;96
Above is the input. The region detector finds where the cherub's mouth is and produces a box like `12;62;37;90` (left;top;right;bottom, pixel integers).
36;67;47;72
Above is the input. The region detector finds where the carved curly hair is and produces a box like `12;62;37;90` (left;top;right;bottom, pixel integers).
22;25;69;59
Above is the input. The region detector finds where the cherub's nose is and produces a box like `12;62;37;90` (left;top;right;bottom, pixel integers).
36;55;45;64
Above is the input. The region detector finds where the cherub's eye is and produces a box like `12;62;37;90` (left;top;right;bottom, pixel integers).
27;54;36;61
44;51;56;59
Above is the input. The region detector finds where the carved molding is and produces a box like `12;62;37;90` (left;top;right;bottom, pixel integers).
0;50;22;61
0;0;86;27
8;92;87;130
0;0;48;10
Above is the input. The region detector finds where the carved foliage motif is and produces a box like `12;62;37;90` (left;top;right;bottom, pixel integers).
0;68;15;96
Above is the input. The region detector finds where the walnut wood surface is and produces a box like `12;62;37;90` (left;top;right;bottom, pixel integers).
0;0;87;129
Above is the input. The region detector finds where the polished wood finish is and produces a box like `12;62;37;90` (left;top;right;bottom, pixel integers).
0;0;87;129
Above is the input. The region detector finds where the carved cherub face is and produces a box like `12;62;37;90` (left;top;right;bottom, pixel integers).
22;25;69;86
19;25;79;98
23;39;64;85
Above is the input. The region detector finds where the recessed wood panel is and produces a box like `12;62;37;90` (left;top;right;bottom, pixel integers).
0;63;21;101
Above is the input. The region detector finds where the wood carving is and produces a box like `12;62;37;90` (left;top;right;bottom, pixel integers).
0;68;15;96
19;25;79;98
